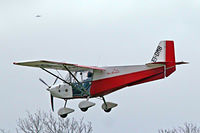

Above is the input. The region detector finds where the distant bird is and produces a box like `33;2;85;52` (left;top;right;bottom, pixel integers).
36;15;41;17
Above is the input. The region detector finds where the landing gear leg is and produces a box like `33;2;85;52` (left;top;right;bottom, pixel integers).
64;99;67;108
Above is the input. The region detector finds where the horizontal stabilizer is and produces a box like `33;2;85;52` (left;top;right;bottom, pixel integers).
175;61;189;65
147;61;189;65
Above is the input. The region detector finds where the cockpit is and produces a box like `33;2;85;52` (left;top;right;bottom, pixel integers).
67;70;93;97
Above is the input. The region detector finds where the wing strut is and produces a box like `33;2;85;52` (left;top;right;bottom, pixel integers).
40;67;70;85
63;65;81;85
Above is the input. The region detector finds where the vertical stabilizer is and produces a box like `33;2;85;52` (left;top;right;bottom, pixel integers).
151;40;176;77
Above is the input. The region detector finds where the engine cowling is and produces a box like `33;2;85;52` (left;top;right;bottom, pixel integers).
50;83;73;99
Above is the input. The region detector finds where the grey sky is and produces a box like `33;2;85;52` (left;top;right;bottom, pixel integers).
1;0;199;132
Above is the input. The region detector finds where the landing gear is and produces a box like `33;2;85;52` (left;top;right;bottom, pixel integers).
78;98;95;112
58;107;74;118
58;100;74;118
101;97;118;113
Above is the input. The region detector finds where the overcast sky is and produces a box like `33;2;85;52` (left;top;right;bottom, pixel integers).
1;0;199;132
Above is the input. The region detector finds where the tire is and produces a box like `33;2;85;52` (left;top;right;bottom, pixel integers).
60;114;68;118
80;108;88;112
104;108;111;113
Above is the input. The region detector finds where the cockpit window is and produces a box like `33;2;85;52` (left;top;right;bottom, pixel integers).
71;70;93;97
87;71;93;78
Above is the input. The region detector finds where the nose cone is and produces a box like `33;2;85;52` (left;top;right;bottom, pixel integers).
47;85;59;97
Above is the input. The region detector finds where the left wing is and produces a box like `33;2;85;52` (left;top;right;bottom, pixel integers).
13;60;105;72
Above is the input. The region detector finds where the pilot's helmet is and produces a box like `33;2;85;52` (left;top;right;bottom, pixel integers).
87;72;93;77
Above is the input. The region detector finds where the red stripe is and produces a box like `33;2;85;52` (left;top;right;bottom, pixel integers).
90;66;164;96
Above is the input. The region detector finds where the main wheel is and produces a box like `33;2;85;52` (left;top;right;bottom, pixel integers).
80;108;88;112
60;114;68;118
104;108;111;113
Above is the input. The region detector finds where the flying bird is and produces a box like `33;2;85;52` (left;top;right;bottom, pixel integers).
36;15;41;17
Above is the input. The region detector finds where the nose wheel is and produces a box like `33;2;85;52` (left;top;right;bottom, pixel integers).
60;113;68;118
58;100;74;118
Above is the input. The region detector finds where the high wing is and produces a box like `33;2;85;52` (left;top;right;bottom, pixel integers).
13;60;105;72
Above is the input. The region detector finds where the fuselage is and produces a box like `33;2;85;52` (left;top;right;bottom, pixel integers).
49;64;168;99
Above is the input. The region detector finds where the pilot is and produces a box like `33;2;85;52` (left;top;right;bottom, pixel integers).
83;71;93;91
87;71;93;79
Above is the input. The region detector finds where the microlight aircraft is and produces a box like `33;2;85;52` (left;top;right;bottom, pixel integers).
14;40;187;118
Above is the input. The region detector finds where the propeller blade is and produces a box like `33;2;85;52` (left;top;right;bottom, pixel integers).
39;78;50;88
53;77;58;85
51;94;54;112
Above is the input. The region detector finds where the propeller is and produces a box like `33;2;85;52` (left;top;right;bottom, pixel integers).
39;78;50;88
50;94;54;112
39;77;58;112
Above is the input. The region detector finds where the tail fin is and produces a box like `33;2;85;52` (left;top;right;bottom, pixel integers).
151;40;176;77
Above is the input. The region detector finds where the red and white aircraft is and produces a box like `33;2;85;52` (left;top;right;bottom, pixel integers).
14;40;187;118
